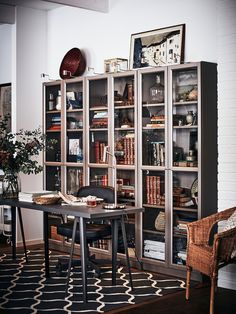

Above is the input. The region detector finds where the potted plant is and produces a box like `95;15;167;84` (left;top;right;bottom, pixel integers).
0;115;53;198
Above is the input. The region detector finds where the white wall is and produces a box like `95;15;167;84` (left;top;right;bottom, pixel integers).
47;0;217;78
0;24;12;84
217;0;236;290
14;6;47;244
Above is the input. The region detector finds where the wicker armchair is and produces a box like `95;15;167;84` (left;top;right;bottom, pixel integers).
185;207;236;314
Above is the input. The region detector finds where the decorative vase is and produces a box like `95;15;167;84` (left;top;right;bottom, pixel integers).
2;170;21;199
186;111;194;124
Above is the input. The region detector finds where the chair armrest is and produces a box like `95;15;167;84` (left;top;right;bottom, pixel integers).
186;207;236;245
213;226;236;262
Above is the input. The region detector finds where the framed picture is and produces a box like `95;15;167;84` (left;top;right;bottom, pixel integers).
129;24;185;69
0;83;11;132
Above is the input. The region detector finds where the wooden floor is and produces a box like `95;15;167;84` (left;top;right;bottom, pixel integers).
109;283;236;314
1;240;236;314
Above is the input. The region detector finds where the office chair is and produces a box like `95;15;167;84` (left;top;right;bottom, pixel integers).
56;185;114;277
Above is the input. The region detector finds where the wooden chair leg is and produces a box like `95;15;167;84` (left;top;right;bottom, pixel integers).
186;265;192;300
210;275;216;314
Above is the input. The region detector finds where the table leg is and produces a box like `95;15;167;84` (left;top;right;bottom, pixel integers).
120;216;133;290
11;206;16;260
43;212;50;278
111;219;118;285
17;207;28;262
66;217;78;294
79;217;88;303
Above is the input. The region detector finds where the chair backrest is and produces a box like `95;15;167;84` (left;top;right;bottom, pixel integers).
76;185;115;203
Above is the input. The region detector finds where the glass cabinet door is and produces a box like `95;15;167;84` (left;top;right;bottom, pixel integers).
44;82;63;195
65;79;84;165
138;68;167;263
113;73;136;205
170;65;199;266
87;76;109;186
44;83;62;162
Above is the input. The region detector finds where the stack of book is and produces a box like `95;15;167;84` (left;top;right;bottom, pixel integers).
18;191;53;202
177;249;187;265
173;187;194;207
143;239;165;260
91;111;108;128
146;115;165;128
48;116;61;131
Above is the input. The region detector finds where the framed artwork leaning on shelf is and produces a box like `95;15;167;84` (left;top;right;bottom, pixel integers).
0;83;11;131
129;24;185;69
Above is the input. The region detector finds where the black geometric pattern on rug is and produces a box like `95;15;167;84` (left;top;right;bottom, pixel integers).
0;249;185;313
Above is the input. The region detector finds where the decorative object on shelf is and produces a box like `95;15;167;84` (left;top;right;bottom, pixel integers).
188;86;198;101
155;211;165;231
190;178;198;205
149;74;164;103
48;93;55;111
186;111;194;125
56;90;62;110
104;58;128;73
129;24;185;69
59;47;86;79
0;115;54;198
0;83;11;130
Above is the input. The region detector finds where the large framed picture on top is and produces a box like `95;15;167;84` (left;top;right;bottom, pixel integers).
129;24;185;69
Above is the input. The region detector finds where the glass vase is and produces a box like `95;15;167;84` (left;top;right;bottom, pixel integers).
2;171;21;199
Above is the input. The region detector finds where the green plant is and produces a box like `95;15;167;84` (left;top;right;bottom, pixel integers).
0;115;54;175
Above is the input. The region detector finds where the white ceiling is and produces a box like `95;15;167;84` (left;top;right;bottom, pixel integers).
0;0;109;24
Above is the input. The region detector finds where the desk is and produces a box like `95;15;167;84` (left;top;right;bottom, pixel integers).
0;198;143;302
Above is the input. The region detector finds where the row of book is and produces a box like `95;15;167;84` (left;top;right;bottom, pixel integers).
146;175;165;206
146;141;165;166
67;168;83;195
91;174;108;186
94;141;107;163
115;134;135;165
143;239;165;261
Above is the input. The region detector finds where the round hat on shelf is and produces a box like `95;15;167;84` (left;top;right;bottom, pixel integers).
59;47;86;79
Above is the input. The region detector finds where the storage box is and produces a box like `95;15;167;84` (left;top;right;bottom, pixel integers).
104;58;128;73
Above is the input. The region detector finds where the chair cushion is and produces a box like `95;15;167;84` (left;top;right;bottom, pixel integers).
57;222;111;243
223;210;236;231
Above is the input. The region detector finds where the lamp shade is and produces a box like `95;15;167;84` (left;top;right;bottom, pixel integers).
59;47;86;79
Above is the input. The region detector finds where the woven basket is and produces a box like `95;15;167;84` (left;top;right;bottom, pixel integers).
33;195;61;205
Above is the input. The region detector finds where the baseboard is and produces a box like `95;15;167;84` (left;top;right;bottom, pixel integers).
16;239;44;247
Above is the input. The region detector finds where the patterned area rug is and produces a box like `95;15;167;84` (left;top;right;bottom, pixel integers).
0;249;185;313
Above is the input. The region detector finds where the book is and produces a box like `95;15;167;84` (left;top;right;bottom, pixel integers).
19;190;54;202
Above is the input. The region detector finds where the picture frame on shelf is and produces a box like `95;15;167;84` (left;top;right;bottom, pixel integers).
68;138;83;162
129;24;185;69
0;83;11;132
